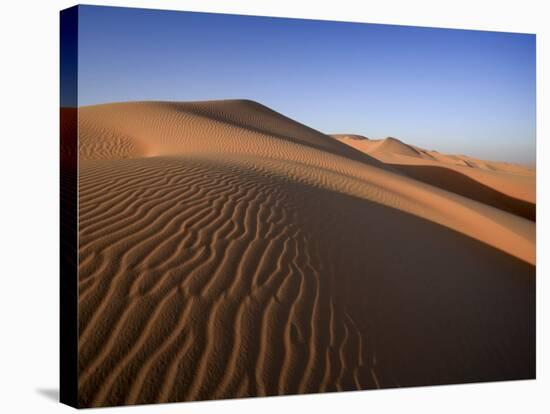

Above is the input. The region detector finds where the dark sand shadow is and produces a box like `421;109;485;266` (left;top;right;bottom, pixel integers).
393;164;535;221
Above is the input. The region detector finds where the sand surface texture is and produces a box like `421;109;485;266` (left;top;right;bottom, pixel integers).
73;101;535;407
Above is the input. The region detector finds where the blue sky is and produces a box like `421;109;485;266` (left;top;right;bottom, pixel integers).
75;5;536;165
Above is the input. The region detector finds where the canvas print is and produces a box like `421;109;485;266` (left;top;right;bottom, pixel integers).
60;5;536;408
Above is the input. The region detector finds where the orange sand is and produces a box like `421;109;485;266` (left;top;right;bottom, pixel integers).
72;101;535;407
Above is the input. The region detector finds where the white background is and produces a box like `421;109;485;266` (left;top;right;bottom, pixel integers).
0;0;547;412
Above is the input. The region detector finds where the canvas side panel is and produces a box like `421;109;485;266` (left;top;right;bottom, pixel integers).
60;5;79;408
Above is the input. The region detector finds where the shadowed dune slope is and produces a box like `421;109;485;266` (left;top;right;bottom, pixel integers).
334;135;536;221
392;164;536;221
76;101;535;407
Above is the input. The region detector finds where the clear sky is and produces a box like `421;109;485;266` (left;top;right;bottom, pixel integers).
75;5;536;165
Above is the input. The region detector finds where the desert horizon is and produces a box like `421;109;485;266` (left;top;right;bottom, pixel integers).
68;101;538;169
65;98;535;407
66;101;538;169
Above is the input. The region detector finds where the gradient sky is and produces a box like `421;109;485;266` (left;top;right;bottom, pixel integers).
76;5;536;165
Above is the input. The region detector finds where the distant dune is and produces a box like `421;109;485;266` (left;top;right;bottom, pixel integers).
71;100;535;407
333;134;536;221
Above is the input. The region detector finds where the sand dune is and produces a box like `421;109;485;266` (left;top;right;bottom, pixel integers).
333;135;536;220
72;101;535;407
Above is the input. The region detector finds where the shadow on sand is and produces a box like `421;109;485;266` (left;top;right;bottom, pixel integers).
393;164;535;221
